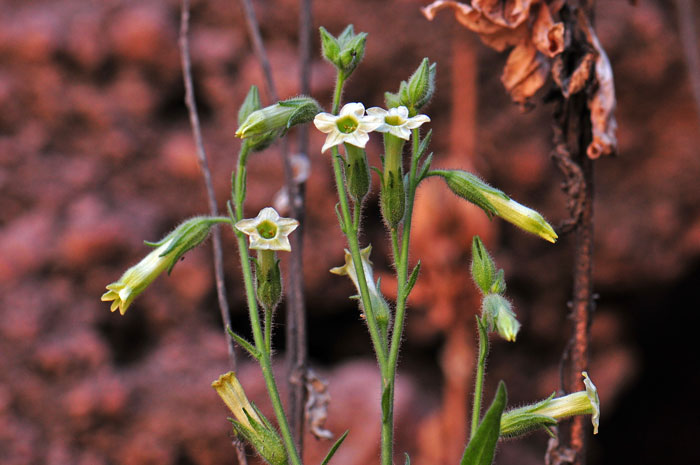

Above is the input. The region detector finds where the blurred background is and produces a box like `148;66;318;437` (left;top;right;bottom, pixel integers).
1;0;699;464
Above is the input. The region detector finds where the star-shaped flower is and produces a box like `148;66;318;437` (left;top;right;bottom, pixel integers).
313;102;383;153
366;105;430;140
235;207;299;252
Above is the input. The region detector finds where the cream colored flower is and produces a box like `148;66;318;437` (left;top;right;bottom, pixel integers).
212;371;263;429
101;237;175;315
481;191;558;243
235;207;299;252
366;106;430;140
313;102;383;153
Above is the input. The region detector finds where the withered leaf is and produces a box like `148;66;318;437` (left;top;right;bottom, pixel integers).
501;40;550;105
472;0;534;28
532;3;565;58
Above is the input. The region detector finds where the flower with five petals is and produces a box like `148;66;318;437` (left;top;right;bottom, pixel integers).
235;207;299;252
366;105;430;140
313;102;382;153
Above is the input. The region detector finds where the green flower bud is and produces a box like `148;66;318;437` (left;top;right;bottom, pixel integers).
500;372;600;437
319;25;367;77
380;133;406;228
482;294;520;342
385;58;436;115
237;86;277;152
344;143;371;203
236;96;322;140
101;216;229;315
431;169;558;243
212;372;289;465
255;249;282;310
471;236;496;295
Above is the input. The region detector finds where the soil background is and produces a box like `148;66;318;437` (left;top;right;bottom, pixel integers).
1;1;699;464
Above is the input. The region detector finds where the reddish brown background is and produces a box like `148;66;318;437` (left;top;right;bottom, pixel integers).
1;1;699;464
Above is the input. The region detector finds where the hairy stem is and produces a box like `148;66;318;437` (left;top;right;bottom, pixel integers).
471;316;489;439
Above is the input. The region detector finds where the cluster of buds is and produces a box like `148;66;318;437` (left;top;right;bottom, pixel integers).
471;236;520;342
319;25;367;77
384;57;436;116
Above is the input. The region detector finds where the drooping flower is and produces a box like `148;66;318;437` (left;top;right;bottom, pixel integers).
500;372;601;437
102;216;226;315
313;102;383;153
366;105;430;140
235;207;299;252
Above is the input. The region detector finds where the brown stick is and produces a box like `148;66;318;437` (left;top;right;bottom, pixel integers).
238;0;308;452
675;0;700;122
179;0;236;369
179;2;247;463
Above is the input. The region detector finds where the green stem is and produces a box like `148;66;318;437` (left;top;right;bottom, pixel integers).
471;315;489;439
264;303;273;356
331;72;345;114
331;146;388;372
382;129;423;465
232;146;302;465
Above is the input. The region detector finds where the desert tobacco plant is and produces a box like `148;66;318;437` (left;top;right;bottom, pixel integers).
102;24;600;465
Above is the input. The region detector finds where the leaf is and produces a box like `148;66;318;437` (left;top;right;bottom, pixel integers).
460;381;507;465
404;452;411;465
320;430;349;465
405;261;421;297
227;327;261;360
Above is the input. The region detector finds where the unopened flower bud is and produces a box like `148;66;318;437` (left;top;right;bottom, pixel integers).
344;143;371;203
432;169;558;243
254;249;282;310
236;96;321;141
482;294;520;342
380;133;406;228
101;216;228;315
471;236;496;295
385;58;436;115
212;372;288;465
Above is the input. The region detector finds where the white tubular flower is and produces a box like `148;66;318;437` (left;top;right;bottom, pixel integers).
313;102;383;153
212;372;263;430
366;105;430;140
481;191;558;244
235;207;299;252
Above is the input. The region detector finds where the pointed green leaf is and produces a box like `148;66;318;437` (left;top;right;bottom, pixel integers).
405;261;421;297
460;381;507;465
227;327;261;360
320;430;349;465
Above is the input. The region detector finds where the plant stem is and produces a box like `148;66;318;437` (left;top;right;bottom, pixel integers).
471;316;489;439
232;149;302;465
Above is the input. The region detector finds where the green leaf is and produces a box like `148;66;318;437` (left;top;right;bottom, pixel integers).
460;381;507;465
227;327;261;360
404;453;411;465
405;261;421;297
320;430;349;465
416;129;433;160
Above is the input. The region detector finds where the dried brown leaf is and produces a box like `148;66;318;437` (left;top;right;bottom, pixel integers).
501;40;550;105
532;4;565;58
473;0;534;28
585;23;617;158
305;369;333;440
551;50;596;97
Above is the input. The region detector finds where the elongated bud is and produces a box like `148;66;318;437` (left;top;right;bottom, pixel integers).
319;25;367;77
236;96;321;140
471;236;496;294
255;250;282;309
101;216;228;315
482;294;520;342
385;58;436;115
380;133;406;228
344;143;371;203
212;372;289;465
431;169;558;243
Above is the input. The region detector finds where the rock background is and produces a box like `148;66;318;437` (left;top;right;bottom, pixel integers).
1;1;698;464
